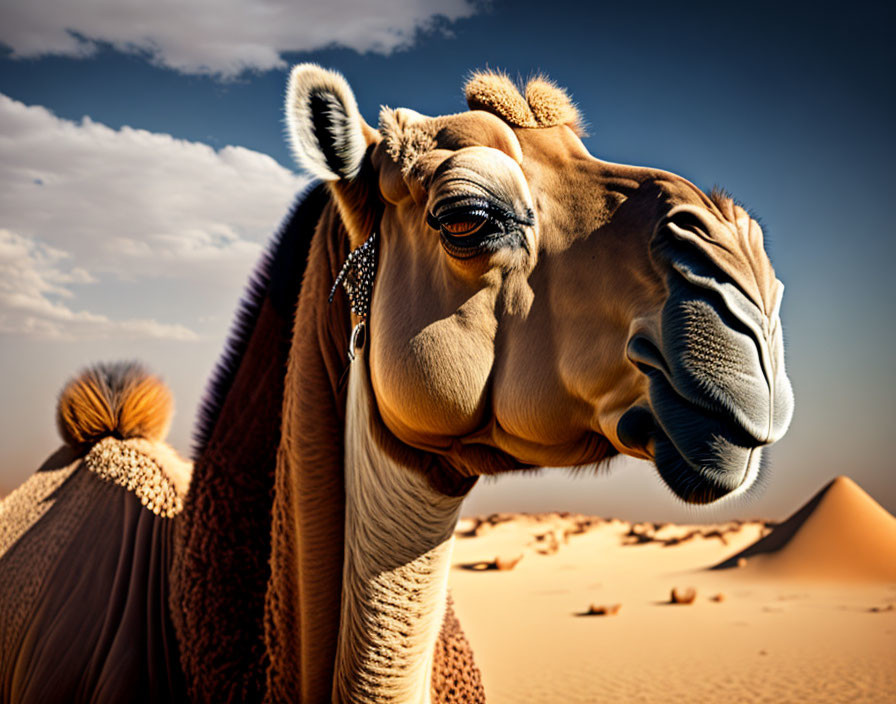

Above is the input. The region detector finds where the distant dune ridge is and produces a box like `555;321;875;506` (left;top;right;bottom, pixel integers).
713;475;896;580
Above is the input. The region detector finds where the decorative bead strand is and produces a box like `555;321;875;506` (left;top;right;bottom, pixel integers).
329;231;378;360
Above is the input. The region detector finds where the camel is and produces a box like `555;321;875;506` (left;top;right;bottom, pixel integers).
0;65;793;703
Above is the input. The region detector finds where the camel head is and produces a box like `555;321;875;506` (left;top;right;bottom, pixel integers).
285;65;794;505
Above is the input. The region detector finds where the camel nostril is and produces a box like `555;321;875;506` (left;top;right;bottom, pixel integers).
618;406;655;451
626;334;667;375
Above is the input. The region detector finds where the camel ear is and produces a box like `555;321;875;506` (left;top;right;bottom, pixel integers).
285;64;375;181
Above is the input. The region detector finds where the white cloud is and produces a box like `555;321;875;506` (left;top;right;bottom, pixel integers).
0;93;307;340
0;0;481;78
0;229;198;340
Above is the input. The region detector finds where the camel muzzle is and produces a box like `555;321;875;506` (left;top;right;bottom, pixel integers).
624;252;794;503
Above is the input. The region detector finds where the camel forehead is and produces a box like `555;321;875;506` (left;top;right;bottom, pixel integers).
378;70;584;178
379;108;524;175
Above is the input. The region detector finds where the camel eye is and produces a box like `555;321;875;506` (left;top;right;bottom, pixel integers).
427;199;512;259
441;217;487;237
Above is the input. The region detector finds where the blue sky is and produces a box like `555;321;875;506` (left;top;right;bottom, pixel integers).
0;0;893;521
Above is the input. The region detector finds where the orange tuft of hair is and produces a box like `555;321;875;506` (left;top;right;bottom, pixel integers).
56;361;173;452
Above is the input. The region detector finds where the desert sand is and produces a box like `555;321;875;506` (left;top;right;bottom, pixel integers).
449;476;896;703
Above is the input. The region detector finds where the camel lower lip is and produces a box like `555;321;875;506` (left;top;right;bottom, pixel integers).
626;371;766;504
652;429;758;504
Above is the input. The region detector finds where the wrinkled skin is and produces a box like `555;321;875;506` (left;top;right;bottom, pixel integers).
359;107;792;503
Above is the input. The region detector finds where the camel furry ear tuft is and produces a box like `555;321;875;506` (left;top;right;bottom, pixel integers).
465;71;537;128
524;76;585;135
465;70;585;134
57;361;173;451
285;63;372;181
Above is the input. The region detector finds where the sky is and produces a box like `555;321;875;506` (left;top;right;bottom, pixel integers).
0;0;893;522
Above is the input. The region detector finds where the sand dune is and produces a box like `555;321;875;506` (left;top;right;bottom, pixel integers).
714;475;896;580
450;477;896;703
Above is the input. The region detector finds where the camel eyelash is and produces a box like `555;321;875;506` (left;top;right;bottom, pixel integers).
427;196;533;259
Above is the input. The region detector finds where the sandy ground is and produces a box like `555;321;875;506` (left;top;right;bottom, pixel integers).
449;478;896;703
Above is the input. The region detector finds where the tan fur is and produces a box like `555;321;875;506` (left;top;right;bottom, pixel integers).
524;76;584;134
378;107;439;181
56;362;173;452
465;70;584;133
465;71;538;128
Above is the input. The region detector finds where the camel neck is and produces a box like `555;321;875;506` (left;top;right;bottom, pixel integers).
333;359;464;704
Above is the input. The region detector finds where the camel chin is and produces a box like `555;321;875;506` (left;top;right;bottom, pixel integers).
619;399;770;505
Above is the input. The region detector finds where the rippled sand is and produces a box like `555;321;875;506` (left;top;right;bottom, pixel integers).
450;477;896;703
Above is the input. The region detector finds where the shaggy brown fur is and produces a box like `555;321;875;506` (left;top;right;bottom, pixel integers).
264;195;353;702
56;362;173;452
171;185;331;701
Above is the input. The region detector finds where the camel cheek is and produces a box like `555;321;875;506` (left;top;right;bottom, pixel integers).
370;315;494;445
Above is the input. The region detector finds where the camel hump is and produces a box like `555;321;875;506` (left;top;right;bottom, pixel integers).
56;361;174;451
